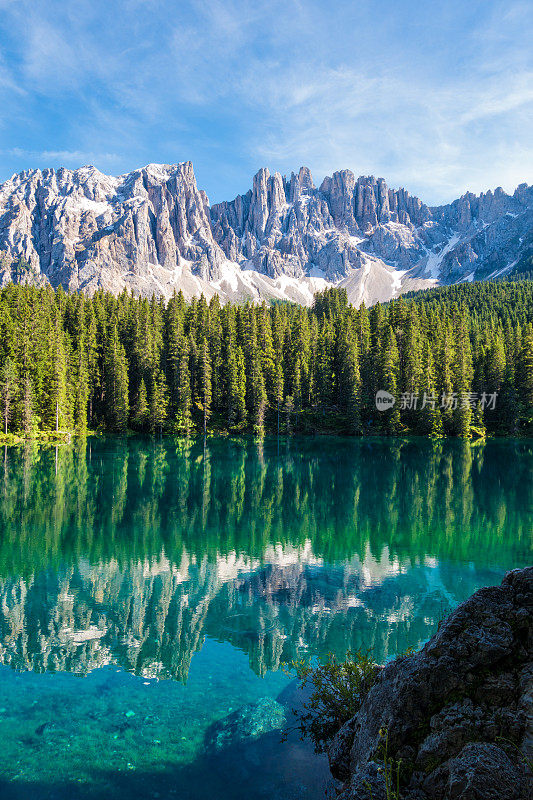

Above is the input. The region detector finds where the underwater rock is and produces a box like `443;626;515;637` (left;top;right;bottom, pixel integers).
327;567;533;800
205;697;286;752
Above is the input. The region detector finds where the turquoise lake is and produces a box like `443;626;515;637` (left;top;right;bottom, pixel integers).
0;436;531;799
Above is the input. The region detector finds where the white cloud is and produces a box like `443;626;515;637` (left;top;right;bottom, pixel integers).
0;0;531;203
245;63;533;201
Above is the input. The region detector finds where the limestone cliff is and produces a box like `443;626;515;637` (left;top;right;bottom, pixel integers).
0;161;531;305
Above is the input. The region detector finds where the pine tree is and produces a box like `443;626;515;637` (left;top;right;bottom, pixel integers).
174;336;193;435
293;356;302;413
486;333;506;394
337;322;361;430
244;312;266;434
471;401;486;439
46;307;69;432
0;279;531;440
133;378;148;430
518;325;533;431
150;369;169;434
399;306;423;429
419;340;442;437
452;313;474;437
248;347;266;435
85;305;99;426
0;357;17;434
379;323;401;433
104;320;129;432
498;364;519;435
315;316;335;412
437;322;455;434
72;301;89;433
199;337;212;435
22;375;36;436
274;359;283;435
227;346;247;429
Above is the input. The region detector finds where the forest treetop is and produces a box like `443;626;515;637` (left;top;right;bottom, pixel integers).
0;278;532;438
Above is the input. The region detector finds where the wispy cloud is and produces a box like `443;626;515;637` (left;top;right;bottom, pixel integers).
0;0;531;203
1;147;121;165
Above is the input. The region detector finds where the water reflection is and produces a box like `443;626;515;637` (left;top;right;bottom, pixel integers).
0;437;531;682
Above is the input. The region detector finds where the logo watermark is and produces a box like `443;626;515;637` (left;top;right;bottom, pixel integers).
375;391;498;412
375;390;396;410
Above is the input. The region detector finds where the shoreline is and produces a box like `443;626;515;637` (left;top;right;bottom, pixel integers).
3;428;533;447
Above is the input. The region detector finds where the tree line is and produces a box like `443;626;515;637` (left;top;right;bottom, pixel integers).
0;279;532;438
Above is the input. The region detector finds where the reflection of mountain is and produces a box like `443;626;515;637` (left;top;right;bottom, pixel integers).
0;436;530;681
0;543;509;681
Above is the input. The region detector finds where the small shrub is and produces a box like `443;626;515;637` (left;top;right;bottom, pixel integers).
284;649;379;753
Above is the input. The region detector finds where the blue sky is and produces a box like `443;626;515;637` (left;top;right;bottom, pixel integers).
0;0;531;204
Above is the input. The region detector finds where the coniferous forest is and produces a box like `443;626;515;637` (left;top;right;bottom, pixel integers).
0;279;532;440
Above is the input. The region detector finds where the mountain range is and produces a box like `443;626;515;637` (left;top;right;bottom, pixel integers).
0;161;531;306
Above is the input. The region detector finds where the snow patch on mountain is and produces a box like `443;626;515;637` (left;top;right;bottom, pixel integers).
424;234;460;279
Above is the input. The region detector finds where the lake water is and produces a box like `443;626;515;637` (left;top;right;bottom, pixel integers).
0;436;531;800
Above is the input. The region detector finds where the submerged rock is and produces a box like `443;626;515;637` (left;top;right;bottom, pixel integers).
328;567;533;800
205;697;286;752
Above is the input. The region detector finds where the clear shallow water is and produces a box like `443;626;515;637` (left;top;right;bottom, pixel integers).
0;436;531;800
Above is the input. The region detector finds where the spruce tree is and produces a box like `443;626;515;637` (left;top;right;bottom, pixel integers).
227;346;247;429
133;378;148;430
380;323;401;433
199;337;212;435
150;369;169;434
175;336;193;435
104;320;129;432
337;322;361;430
46;307;69;432
0;357;17;435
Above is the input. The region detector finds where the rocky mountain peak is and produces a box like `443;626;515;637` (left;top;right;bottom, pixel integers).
0;160;531;306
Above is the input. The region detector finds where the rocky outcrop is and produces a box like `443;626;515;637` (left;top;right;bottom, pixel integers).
0;161;532;305
328;566;533;799
204;697;286;751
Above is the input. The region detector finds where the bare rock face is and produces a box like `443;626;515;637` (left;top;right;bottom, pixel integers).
0;160;532;306
328;567;533;800
0;161;228;296
211;167;533;301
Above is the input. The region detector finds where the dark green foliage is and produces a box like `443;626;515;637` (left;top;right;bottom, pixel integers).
285;650;379;753
0;279;532;436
